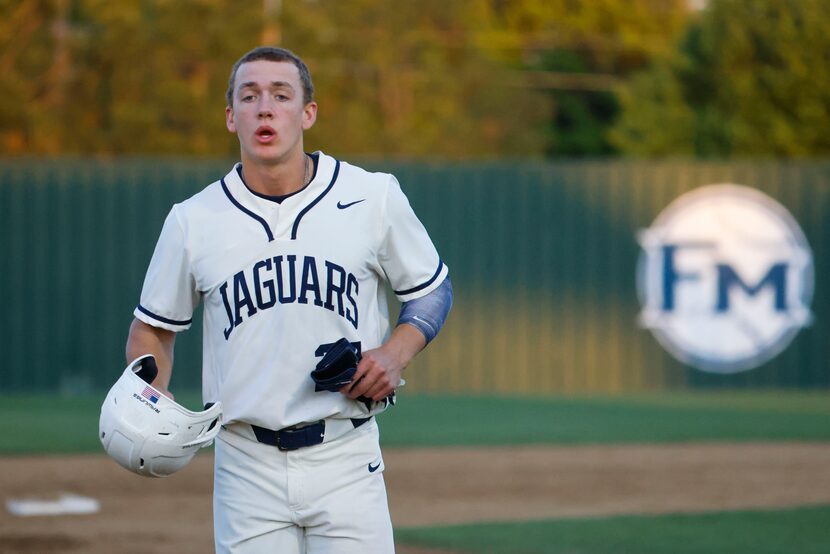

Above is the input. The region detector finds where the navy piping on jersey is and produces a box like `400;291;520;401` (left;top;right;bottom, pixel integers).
394;260;445;296
291;159;341;240
221;177;275;242
136;305;193;326
238;154;319;204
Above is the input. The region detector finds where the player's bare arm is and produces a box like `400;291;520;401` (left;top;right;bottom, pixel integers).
125;318;176;398
343;323;426;402
345;276;454;401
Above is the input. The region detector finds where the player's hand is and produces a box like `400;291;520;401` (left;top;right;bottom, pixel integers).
340;324;426;402
341;346;404;402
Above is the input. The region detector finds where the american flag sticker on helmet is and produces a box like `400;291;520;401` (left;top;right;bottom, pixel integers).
141;386;159;404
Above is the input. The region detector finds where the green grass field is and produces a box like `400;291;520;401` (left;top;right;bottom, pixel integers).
2;390;830;453
395;505;830;554
3;391;829;553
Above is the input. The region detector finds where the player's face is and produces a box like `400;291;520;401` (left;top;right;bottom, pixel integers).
225;60;317;166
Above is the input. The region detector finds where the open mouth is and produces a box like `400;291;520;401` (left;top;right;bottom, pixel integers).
255;126;276;143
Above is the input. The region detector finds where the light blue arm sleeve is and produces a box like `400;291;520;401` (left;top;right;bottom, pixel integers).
396;277;453;344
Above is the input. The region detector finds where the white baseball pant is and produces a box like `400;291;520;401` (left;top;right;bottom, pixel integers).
213;418;395;553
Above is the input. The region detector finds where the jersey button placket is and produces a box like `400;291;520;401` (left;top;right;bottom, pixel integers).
267;203;281;239
273;203;297;241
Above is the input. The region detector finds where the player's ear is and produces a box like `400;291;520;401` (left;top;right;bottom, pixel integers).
302;101;317;131
225;106;236;133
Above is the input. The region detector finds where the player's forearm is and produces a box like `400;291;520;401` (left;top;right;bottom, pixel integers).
384;323;427;368
126;318;176;391
344;323;425;401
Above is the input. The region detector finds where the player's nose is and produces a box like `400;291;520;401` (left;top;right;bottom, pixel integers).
257;99;275;119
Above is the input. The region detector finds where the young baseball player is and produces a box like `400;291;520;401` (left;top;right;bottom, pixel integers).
125;47;452;553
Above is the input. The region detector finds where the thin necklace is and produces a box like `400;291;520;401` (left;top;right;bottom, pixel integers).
302;154;311;187
240;156;311;192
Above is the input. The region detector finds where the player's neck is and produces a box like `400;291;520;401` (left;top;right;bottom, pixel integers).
240;151;310;197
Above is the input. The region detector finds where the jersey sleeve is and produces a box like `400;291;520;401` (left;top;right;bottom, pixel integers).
133;205;199;332
379;175;448;302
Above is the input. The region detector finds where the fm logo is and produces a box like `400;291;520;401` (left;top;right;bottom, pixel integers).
637;184;813;373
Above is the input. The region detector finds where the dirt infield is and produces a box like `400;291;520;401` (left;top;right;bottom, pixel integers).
2;442;830;553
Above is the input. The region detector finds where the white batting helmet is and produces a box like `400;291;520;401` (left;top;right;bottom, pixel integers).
99;354;222;478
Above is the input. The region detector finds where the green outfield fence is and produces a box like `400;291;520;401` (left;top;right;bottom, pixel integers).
0;158;827;394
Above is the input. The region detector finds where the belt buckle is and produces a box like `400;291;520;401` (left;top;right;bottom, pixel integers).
276;420;326;451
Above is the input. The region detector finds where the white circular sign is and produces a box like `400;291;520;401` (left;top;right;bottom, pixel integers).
637;184;813;373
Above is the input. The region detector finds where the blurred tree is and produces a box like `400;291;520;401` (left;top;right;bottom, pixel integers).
474;0;691;157
58;0;257;155
283;0;551;158
0;0;691;159
0;0;552;158
0;0;59;153
0;0;258;156
612;0;830;158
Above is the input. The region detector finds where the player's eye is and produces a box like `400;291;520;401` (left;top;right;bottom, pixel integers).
275;94;289;101
241;94;255;102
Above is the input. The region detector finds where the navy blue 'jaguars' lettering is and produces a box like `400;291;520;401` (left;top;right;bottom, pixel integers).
233;271;257;326
220;282;234;339
221;255;359;339
253;258;276;309
275;255;297;303
299;256;324;307
346;273;359;328
324;261;347;316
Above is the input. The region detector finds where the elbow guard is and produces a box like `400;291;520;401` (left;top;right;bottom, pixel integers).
396;277;453;344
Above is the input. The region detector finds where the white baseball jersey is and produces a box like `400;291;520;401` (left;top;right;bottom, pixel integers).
134;151;447;430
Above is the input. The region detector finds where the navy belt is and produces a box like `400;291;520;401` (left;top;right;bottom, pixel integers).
251;417;372;451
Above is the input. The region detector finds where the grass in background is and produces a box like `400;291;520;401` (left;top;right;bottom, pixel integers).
379;391;830;447
395;504;830;554
1;391;830;454
0;392;204;454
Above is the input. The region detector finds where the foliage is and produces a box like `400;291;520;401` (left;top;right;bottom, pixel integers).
612;0;830;158
1;0;256;155
17;1;830;159
0;0;691;158
474;0;691;157
288;0;550;158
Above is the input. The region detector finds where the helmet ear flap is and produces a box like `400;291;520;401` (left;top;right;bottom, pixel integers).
133;355;159;384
